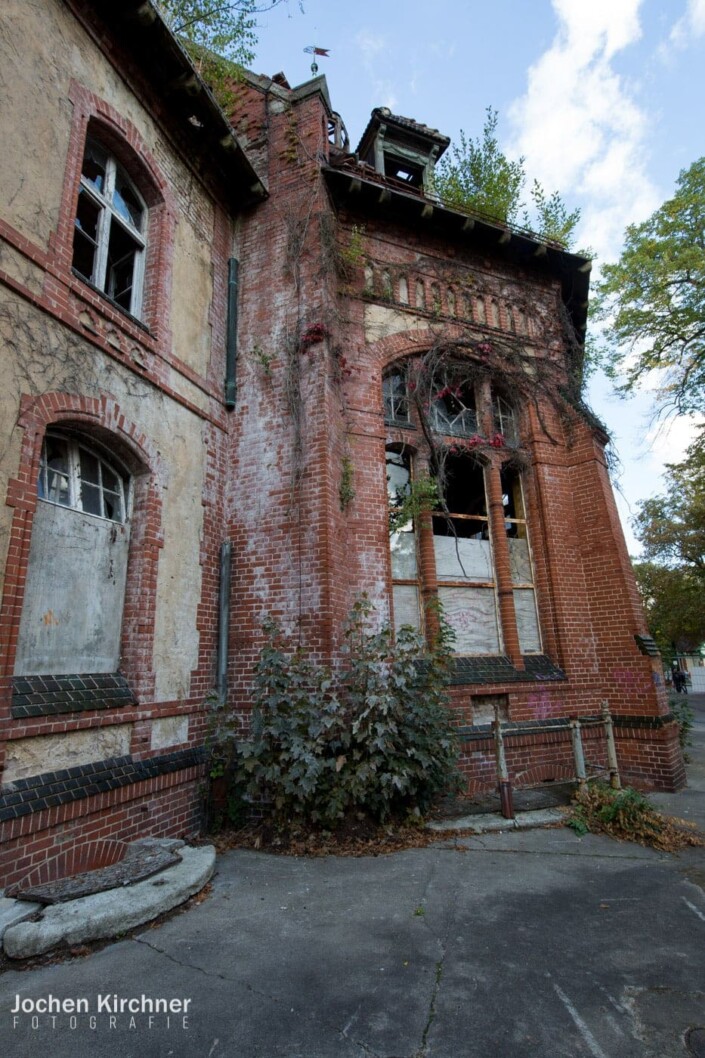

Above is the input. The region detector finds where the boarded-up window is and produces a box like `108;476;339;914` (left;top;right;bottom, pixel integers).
433;457;501;655
15;434;131;675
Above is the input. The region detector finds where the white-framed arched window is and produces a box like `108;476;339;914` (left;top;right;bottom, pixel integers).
72;139;146;317
38;433;130;523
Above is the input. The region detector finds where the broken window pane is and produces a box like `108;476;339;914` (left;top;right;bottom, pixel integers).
81;140;108;193
106;220;139;310
431;380;478;437
113;164;144;231
495;394;519;445
81;481;103;517
383;372;411;425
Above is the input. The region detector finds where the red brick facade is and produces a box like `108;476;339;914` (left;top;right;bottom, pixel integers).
0;1;683;886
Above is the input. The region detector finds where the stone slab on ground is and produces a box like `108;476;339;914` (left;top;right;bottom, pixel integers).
0;897;42;948
2;845;215;960
427;806;564;833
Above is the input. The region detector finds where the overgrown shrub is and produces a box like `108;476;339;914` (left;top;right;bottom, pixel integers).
670;695;694;753
238;598;462;828
567;781;703;852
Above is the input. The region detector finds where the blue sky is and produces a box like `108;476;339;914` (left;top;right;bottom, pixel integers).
252;0;705;551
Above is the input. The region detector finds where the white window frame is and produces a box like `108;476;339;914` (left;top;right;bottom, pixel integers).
73;140;146;318
38;433;131;525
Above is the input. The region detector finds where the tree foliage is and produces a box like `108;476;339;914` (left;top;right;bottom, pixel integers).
158;0;296;68
632;433;705;656
594;157;705;416
433;108;581;248
633;561;705;657
633;434;705;575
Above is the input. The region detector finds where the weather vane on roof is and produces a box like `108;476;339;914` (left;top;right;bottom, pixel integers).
304;45;329;77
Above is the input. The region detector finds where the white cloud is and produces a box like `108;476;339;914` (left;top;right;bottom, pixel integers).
508;0;659;262
355;31;385;61
670;0;705;47
355;31;398;111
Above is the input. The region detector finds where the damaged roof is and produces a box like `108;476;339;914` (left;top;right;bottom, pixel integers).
356;107;451;157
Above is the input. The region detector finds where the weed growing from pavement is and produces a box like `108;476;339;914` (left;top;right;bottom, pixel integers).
567;781;703;852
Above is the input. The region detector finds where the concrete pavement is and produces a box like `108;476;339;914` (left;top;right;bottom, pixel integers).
0;695;703;1058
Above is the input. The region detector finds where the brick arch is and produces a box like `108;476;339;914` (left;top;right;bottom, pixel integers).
1;393;163;702
367;324;470;372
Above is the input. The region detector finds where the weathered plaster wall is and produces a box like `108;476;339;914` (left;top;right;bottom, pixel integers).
0;0;219;383
3;724;133;783
0;291;206;702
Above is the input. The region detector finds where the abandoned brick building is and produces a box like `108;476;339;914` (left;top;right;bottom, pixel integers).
0;0;684;885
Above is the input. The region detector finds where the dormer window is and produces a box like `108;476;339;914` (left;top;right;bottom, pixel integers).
356;108;450;196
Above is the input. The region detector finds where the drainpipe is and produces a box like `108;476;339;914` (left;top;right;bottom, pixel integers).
225;258;239;409
216;542;232;702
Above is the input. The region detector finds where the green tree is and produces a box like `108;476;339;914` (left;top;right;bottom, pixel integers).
633;434;705;575
632;560;705;658
594;157;705;416
433;107;581;247
158;1;297;65
631;435;705;658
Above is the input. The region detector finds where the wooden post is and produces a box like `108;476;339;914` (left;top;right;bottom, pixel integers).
602;701;621;790
570;718;587;792
494;707;514;819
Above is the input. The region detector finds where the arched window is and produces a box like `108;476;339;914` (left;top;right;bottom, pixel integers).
15;430;134;676
72;138;147;317
383;360;539;657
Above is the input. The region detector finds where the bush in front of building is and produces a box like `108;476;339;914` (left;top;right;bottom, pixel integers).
238;598;462;829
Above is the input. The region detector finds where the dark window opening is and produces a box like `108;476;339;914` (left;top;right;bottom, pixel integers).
384;155;424;187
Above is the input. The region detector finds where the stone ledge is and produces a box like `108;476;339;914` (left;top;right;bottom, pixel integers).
2;845;215;959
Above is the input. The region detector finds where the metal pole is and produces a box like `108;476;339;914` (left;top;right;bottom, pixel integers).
216;541;232;703
601;700;621;790
225;258;239;409
494;708;514;819
570;718;587;792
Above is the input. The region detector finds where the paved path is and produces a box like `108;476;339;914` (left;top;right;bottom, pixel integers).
0;698;703;1058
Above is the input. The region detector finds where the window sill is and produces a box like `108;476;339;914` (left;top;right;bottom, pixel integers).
71;269;153;337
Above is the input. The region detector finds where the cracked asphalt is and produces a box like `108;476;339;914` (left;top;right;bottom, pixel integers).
1;695;703;1058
